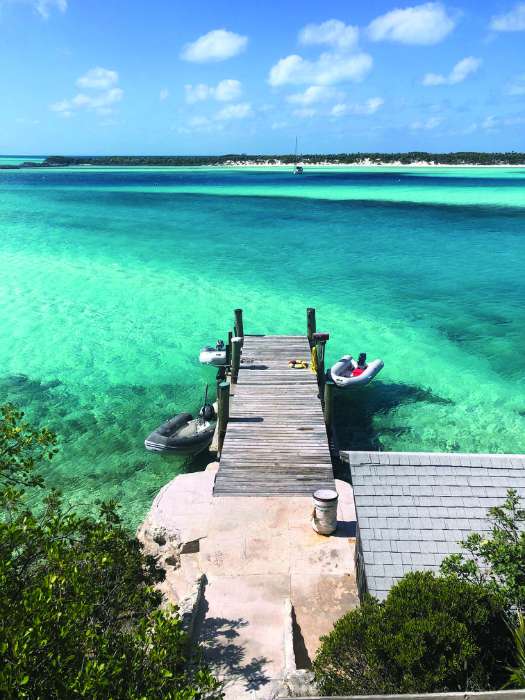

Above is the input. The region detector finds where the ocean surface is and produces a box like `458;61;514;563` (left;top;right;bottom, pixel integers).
0;164;524;526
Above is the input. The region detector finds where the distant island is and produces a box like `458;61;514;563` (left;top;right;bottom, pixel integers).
2;151;525;169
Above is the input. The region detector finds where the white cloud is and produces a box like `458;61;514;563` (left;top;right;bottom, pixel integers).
331;97;384;116
181;29;248;62
482;114;525;129
214;78;242;101
268;51;372;86
482;115;498;130
293;108;316;118
50;67;123;117
34;0;67;18
422;56;481;86
178;95;252;132
368;2;456;45
6;0;67;19
299;19;359;50
49;98;70;116
184;84;211;103
52;88;123;114
490;3;525;31
331;103;347;117
159;88;169;101
287;85;340;105
363;96;384;113
506;74;525;95
215;102;253;120
185;79;242;103
271;121;289;129
71;90;121;108
410;115;444;129
77;67;118;90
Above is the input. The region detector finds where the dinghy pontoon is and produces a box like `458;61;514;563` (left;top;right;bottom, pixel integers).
330;352;384;389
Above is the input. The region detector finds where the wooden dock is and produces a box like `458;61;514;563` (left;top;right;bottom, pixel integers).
213;334;335;497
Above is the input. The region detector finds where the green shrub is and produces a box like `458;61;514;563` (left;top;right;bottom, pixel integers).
505;612;525;689
0;404;222;699
313;570;510;696
441;489;525;613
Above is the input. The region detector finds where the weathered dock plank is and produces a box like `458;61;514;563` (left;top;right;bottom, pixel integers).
213;334;335;497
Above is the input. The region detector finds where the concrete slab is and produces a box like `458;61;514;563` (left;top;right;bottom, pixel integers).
291;572;359;662
138;469;358;699
199;574;290;694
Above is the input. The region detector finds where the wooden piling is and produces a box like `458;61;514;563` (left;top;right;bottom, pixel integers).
323;379;335;433
217;381;230;454
230;336;242;384
225;330;233;366
234;309;244;339
313;332;329;389
307;307;316;346
317;341;325;389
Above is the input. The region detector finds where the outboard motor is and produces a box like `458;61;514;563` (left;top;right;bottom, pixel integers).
200;403;216;421
216;339;225;350
198;384;216;422
357;352;367;369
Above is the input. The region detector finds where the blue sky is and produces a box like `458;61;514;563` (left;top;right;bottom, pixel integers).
1;0;524;154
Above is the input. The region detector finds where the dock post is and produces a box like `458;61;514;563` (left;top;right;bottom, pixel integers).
225;330;233;366
323;379;335;433
217;381;230;454
307;307;316;347
234;308;244;339
313;332;329;390
231;336;242;384
317;341;325;390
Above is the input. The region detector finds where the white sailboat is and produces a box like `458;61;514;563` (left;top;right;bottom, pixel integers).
293;136;304;175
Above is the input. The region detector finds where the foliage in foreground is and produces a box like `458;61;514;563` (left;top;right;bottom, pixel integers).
313;571;510;696
441;488;525;613
505;612;525;689
0;404;221;699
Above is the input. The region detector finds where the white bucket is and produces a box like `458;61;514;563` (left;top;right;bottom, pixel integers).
311;488;338;535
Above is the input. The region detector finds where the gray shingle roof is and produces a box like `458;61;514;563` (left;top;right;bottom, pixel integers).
341;451;525;601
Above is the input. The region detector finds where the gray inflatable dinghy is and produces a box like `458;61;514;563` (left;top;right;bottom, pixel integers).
145;387;217;455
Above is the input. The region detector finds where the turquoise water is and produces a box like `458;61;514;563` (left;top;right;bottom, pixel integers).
0;165;524;526
0;156;45;166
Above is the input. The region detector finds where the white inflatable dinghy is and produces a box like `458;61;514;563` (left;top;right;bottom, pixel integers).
331;353;383;389
199;340;227;367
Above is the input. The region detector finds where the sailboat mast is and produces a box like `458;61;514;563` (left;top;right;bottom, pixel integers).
292;136;304;174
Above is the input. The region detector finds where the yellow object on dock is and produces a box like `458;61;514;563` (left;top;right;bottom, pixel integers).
310;345;318;374
288;359;309;369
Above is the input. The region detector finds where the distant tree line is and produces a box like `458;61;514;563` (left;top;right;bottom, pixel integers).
1;151;524;168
